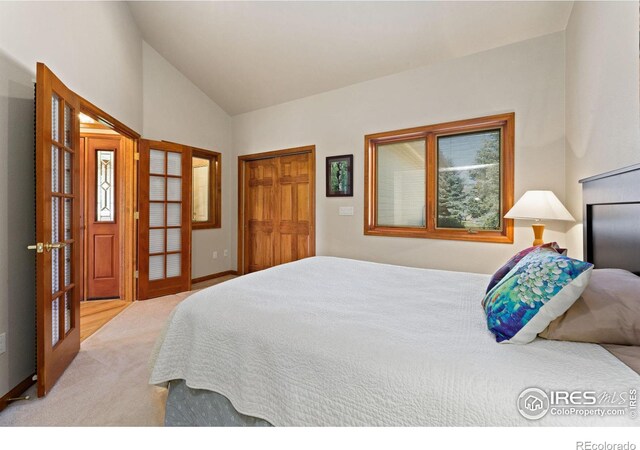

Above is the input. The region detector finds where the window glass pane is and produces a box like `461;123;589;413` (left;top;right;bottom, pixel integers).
52;298;59;346
149;176;165;201
167;177;181;201
52;146;59;192
166;253;181;278
149;255;165;281
52;94;59;142
167;228;181;252
52;248;59;294
167;203;181;227
64;151;72;194
64;244;71;287
64;103;72;148
97;150;115;221
192;156;210;222
150;150;165;175
64;199;72;240
149;203;165;227
64;291;71;334
149;229;164;254
437;130;501;230
167;152;181;176
376;139;426;227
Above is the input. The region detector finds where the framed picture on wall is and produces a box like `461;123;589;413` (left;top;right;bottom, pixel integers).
326;154;353;197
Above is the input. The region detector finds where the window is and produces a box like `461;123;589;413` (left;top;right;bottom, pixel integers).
191;148;221;229
364;113;514;243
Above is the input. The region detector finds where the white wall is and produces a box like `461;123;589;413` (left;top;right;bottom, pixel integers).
232;32;567;274
0;51;37;401
564;1;640;258
0;2;233;399
142;43;234;279
0;1;143;131
0;1;144;398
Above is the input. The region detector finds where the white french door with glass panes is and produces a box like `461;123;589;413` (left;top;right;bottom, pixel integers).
138;140;192;299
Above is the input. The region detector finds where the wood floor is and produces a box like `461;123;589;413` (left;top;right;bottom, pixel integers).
80;300;130;342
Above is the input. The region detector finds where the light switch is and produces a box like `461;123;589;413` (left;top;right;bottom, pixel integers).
339;206;354;216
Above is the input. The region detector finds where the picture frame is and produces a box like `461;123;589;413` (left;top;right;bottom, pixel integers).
326;154;353;197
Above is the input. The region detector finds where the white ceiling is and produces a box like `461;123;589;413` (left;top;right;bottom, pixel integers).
128;1;573;116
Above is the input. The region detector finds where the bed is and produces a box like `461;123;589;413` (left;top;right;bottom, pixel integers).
150;164;640;426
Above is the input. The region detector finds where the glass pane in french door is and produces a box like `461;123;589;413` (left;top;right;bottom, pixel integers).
51;91;76;346
148;149;183;281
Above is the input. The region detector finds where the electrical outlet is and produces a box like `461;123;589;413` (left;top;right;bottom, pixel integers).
0;333;6;355
223;249;229;257
213;251;218;259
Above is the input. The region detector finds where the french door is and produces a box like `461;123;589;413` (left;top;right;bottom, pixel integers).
33;64;82;397
33;65;194;396
138;140;192;299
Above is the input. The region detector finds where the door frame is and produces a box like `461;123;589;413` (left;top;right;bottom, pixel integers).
236;145;316;275
78;97;139;303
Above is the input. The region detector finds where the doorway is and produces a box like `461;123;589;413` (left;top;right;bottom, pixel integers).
77;111;136;340
237;145;316;274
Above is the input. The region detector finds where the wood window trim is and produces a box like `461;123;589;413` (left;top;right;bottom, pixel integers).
191;147;222;230
364;113;514;244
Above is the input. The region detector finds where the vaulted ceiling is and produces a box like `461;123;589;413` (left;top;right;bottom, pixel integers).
128;1;573;116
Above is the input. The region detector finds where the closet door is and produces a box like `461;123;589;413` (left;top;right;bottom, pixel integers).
244;157;279;273
277;153;314;264
138;140;192;299
242;147;315;274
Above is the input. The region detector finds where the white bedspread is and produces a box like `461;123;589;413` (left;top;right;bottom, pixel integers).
150;257;640;426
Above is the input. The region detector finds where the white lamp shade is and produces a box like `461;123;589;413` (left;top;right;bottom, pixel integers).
504;190;575;222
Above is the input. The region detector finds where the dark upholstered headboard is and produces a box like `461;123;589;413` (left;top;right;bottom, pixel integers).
580;163;640;275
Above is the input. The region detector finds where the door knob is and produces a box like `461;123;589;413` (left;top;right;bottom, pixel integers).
27;243;45;253
44;242;67;252
28;242;66;253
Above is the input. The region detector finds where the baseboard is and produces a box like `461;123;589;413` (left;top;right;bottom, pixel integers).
191;270;237;284
0;373;36;413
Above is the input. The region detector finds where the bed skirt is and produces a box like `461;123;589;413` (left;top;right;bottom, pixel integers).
165;379;272;427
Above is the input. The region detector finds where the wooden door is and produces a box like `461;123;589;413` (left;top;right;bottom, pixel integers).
138;140;192;299
244;158;279;272
277;153;313;264
33;63;81;396
86;136;121;299
241;147;315;274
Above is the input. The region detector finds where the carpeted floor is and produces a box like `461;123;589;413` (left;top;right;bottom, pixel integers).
0;275;235;427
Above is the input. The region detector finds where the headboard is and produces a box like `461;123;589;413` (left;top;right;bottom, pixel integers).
580;163;640;275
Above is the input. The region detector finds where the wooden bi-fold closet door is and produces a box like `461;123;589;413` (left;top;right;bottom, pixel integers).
242;147;315;274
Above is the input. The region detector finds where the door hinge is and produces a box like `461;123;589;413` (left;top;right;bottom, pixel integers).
134;152;140;161
134;211;139;220
135;270;139;279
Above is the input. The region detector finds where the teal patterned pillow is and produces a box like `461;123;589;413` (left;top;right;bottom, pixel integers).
483;248;593;344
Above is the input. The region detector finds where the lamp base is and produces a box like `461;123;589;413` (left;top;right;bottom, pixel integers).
531;223;545;246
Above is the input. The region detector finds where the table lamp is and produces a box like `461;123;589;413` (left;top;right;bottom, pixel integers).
504;190;575;246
